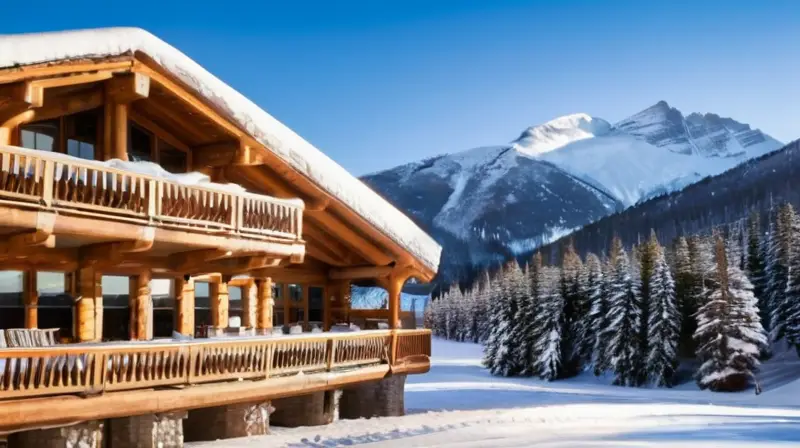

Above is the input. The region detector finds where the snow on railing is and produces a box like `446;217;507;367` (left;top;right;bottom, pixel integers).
0;329;431;400
0;145;303;241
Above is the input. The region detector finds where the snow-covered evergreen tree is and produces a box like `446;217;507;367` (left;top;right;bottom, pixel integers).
590;254;611;375
559;242;585;376
604;236;643;387
782;210;800;355
746;212;769;332
485;261;524;376
581;253;604;369
533;266;564;380
636;231;660;385
767;204;794;343
646;237;680;387
674;236;697;357
517;253;543;375
695;236;768;392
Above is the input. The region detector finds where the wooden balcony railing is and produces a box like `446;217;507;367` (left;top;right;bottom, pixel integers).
0;145;303;241
0;329;431;401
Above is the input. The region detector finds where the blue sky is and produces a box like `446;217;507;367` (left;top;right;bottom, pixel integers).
3;0;799;175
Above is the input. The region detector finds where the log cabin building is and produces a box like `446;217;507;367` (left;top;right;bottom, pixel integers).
0;28;440;447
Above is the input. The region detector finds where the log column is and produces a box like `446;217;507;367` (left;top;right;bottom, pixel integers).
174;276;195;337
210;277;230;336
129;271;152;340
103;73;149;161
75;267;102;342
255;278;273;335
241;280;256;329
387;274;404;330
23;270;38;329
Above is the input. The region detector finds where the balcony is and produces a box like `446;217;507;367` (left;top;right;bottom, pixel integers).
0;329;432;432
0;144;303;243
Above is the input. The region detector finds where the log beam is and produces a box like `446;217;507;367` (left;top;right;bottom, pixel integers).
193;140;266;168
75;266;102;342
174;276;195;337
0;229;56;256
329;265;393;281
210;277;230;335
241;280;256;329
255;277;273;334
170;249;234;274
23;269;37;329
105;73;150;104
130;270;152;340
0;81;44;145
80;233;155;268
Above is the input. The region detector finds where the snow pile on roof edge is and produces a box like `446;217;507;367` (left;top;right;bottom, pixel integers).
0;27;442;271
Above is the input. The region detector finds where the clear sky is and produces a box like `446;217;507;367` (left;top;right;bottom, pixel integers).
3;0;799;175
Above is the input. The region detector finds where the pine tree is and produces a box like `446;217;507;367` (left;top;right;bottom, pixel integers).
483;268;506;372
533;266;564;380
604;236;643;386
581;253;603;368
559;242;585;376
485;261;524;376
646;237;680;387
636;231;659;385
782;211;800;355
767;204;794;343
695;235;768;392
674;236;697;357
517;253;543;375
746;212;769;332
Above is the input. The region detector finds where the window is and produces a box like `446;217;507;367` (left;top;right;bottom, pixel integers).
20;120;59;152
65;111;97;160
288;284;303;304
159;142;187;174
128;123;153;162
308;286;323;322
272;283;283;302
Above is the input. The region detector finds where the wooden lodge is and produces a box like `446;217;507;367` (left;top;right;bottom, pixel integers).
0;28;440;447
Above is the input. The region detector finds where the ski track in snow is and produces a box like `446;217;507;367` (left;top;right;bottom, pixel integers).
189;338;800;447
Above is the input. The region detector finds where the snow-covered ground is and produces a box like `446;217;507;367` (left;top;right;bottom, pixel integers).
190;338;800;447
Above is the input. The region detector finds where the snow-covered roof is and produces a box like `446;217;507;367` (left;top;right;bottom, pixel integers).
0;28;442;272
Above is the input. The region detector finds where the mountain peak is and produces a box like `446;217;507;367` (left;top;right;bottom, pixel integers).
512;113;612;156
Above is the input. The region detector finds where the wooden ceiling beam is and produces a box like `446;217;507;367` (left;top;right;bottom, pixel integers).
31;72;115;89
128;108;191;152
329;265;394;281
249;267;327;284
80;236;155;269
169;248;234;274
33;86;104;122
105;73;150;104
193;140;266;168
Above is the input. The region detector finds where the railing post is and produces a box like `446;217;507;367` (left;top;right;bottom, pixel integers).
41;159;54;207
326;339;336;371
235;195;244;232
147;179;157;219
390;330;398;366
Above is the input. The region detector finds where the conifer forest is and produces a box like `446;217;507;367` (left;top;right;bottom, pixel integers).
424;204;800;392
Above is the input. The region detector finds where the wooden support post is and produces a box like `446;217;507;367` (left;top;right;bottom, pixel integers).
210;277;230;335
104;102;128;160
75;267;102;342
255;278;273;335
129;271;152;341
387;274;403;330
174;277;195;337
303;284;310;329
23;270;38;329
283;284;290;327
241;280;255;329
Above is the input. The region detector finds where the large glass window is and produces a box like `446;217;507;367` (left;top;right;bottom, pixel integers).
128;123;153;162
65;111;97;160
159;142;187;174
20;120;59;152
308;286;323;323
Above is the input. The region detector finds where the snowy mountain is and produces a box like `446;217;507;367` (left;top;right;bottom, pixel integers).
361;101;783;283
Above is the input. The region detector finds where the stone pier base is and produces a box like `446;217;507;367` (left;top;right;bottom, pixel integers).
7;420;103;448
184;401;271;442
107;412;186;448
339;374;406;419
270;390;339;427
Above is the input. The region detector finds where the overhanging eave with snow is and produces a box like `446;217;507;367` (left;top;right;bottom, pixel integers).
0;27;441;283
